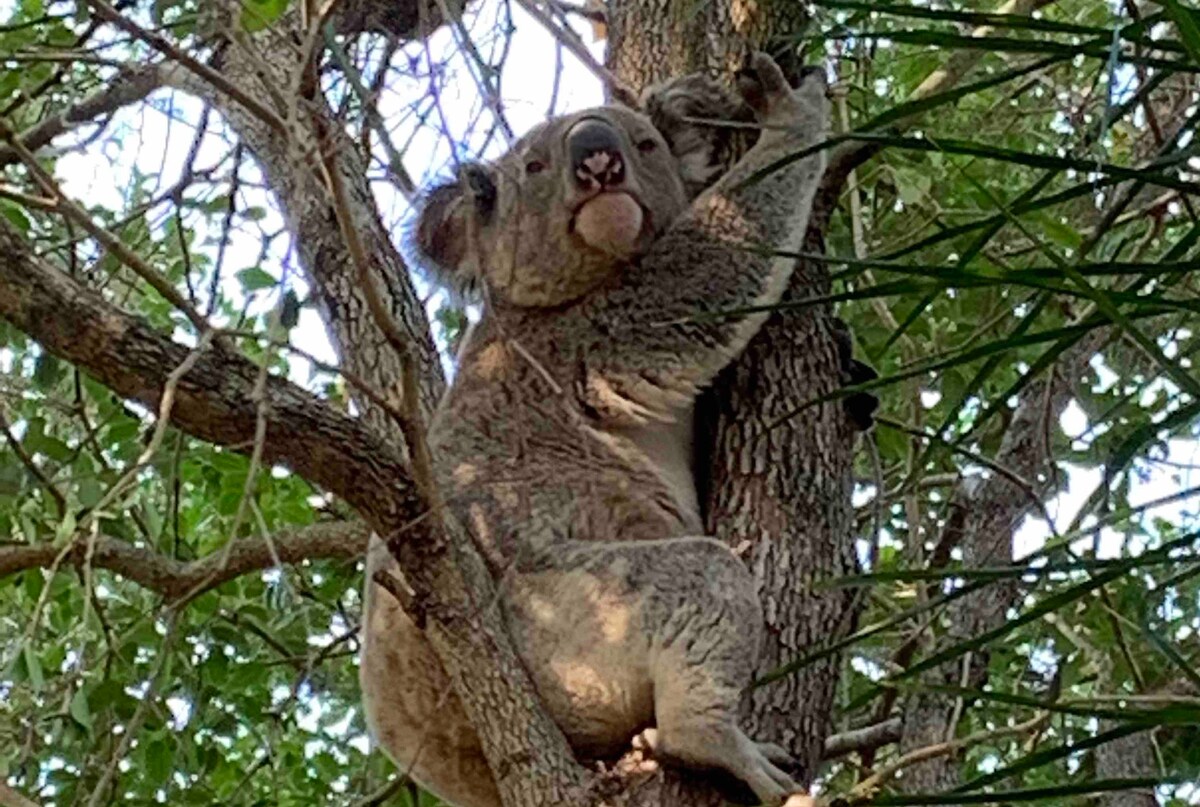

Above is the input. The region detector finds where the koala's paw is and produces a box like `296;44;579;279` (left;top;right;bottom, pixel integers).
735;51;829;141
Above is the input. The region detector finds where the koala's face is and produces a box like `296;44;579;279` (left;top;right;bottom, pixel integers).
414;106;688;308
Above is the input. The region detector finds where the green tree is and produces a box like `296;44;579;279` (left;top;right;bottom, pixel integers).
1;0;1198;805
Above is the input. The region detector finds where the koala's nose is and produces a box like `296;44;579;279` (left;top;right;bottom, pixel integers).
567;118;626;190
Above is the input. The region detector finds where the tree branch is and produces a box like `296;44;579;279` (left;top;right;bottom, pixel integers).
0;63;171;169
0;201;590;807
823;717;903;760
0;521;371;601
0;216;418;529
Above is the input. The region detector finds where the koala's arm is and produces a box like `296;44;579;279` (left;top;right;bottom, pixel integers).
582;56;829;423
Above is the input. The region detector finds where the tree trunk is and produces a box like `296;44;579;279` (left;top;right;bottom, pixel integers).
194;7;445;435
607;0;862;784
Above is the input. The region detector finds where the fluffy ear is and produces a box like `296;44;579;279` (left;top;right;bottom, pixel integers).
640;74;754;199
409;163;496;299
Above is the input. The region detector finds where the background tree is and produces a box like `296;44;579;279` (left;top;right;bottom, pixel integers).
1;1;1199;806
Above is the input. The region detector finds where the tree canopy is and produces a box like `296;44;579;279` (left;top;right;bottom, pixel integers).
1;0;1199;805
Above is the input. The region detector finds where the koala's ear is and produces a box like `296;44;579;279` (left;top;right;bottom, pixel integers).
410;163;497;298
640;74;753;199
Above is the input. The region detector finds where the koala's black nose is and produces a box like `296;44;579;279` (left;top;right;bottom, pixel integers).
567;118;626;190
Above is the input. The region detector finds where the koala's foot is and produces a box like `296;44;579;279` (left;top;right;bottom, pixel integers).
641;724;801;806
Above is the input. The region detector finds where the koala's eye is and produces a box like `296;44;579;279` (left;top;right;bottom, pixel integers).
525;159;546;175
636;138;658;153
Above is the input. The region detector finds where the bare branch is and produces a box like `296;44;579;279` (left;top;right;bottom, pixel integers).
0;521;371;600
823;717;903;760
0;216;418;529
513;0;637;106
84;0;290;138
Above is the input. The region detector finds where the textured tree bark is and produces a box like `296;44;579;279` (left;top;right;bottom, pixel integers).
190;6;445;435
1094;727;1159;807
606;0;862;783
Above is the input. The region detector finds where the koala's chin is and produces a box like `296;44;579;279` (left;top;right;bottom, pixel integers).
573;191;646;258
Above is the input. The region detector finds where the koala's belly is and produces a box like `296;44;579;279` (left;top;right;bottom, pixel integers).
502;567;654;757
608;407;701;534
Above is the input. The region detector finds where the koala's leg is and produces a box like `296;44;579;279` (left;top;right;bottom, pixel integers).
631;538;801;805
361;537;502;807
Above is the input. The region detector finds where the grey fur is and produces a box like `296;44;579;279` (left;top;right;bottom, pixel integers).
361;53;829;807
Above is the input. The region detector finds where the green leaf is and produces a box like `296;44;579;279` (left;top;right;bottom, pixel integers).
240;0;289;33
145;737;173;783
237;267;278;292
1161;0;1200;65
22;643;44;691
70;687;93;733
0;199;31;232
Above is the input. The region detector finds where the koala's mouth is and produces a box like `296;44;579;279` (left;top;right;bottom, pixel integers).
569;191;650;258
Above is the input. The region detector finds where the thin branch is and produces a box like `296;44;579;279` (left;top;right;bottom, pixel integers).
851;712;1048;800
512;0;637;106
0;63;171;169
823;717;903;760
0;519;370;600
84;0;290;138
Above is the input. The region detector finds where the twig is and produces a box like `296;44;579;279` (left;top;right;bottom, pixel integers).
0;119;210;331
850;711;1048;799
512;0;636;106
84;0;289;138
823;717;903;760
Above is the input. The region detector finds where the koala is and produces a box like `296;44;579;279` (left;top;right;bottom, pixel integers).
361;54;829;807
641;66;878;433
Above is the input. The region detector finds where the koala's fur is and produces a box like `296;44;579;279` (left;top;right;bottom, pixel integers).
361;55;829;807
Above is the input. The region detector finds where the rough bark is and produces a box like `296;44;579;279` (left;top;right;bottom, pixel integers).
607;0;861;783
1094;727;1159;807
190;6;445;435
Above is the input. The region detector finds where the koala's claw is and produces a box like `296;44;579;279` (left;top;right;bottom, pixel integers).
735;51;791;116
735;51;828;135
